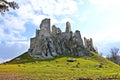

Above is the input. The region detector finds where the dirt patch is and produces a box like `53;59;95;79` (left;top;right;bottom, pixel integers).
0;73;23;80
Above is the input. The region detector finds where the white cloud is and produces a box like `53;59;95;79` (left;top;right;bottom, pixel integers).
86;0;120;42
0;15;26;41
89;0;120;7
89;0;120;12
0;0;80;46
82;0;120;54
79;0;84;5
87;26;120;44
29;0;78;16
13;0;79;27
79;11;90;22
0;0;81;60
5;40;29;48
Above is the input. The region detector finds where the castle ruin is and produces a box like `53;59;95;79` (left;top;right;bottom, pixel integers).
28;18;96;59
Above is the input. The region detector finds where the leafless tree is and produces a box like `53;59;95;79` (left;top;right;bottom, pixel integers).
110;48;119;61
107;48;120;65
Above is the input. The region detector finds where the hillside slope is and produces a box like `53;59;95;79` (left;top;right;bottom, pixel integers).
0;52;120;79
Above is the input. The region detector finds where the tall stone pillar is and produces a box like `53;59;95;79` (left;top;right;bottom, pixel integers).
66;21;71;32
74;30;84;46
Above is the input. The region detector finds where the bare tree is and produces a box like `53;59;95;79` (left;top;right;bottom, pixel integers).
110;48;119;61
107;48;120;65
0;0;19;15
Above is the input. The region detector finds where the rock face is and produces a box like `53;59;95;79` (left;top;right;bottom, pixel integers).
28;18;96;59
84;37;96;52
40;18;50;33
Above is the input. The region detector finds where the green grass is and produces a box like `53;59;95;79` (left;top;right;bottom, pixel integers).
0;52;120;80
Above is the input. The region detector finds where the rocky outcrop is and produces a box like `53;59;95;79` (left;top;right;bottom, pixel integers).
40;18;50;33
51;25;61;37
84;37;96;52
28;18;96;59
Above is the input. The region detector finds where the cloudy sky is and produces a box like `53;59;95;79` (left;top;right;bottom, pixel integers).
0;0;120;63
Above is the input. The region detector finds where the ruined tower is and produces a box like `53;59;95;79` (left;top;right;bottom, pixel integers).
40;18;50;33
66;21;71;32
84;37;96;52
28;18;95;59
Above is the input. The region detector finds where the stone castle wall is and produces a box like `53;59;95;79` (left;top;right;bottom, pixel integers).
28;18;96;59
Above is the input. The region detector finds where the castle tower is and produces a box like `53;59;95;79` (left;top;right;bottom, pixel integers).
40;18;50;33
52;25;57;36
74;30;84;46
66;21;71;32
84;37;95;52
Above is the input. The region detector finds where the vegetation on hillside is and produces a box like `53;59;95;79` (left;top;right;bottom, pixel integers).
0;52;120;79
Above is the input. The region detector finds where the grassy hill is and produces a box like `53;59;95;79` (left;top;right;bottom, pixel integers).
0;52;120;80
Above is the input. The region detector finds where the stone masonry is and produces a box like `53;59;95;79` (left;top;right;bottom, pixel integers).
28;18;96;59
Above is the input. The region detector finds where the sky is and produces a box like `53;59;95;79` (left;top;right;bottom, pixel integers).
0;0;120;63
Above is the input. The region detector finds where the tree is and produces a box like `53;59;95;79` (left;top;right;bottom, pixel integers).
110;48;119;60
107;48;120;65
0;0;19;15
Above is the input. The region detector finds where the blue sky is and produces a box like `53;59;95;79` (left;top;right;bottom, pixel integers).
0;0;120;63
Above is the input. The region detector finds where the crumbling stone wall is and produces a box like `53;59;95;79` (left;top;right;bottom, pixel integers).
28;18;95;59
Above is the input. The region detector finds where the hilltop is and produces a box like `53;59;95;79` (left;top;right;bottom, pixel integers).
1;51;120;79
